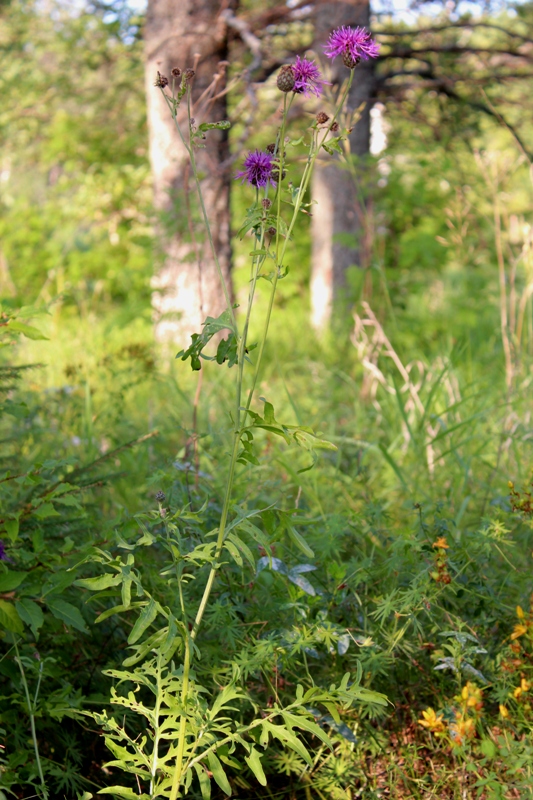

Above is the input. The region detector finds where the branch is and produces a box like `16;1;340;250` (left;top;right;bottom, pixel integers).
381;45;532;60
376;20;533;45
221;9;263;74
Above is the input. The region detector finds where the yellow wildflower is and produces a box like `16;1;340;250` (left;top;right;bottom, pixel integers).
511;623;528;640
499;704;509;719
449;717;475;746
418;707;446;733
459;682;483;710
516;605;525;619
432;537;449;549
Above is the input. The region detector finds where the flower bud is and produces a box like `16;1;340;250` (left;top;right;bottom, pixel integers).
154;71;169;88
277;65;295;92
316;112;329;125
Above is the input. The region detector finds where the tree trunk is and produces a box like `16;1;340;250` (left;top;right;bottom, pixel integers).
144;0;233;344
310;0;374;332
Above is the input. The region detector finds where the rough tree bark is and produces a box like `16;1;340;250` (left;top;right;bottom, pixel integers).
144;0;233;344
310;0;374;331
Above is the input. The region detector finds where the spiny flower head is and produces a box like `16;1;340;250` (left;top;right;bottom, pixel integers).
235;150;274;188
324;26;380;64
292;56;329;97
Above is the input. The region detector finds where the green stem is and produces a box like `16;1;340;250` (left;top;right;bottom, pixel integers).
169;634;191;800
244;73;355;418
14;640;48;800
166;72;354;798
169;180;269;800
150;657;163;797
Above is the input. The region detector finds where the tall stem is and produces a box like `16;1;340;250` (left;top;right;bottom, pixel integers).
161;90;237;332
14;640;48;800
244;74;355;417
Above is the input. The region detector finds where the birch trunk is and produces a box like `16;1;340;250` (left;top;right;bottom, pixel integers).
144;0;232;344
311;0;374;331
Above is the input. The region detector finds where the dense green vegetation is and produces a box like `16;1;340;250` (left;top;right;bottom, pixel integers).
1;1;533;798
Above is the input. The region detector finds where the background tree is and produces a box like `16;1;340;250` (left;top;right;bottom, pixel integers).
144;0;233;343
310;0;374;331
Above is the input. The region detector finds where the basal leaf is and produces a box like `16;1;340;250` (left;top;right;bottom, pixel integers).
15;598;44;636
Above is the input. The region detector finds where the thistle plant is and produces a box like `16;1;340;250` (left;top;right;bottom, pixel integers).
77;28;385;800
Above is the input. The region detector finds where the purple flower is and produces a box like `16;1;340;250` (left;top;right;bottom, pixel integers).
235;150;275;188
324;26;380;63
0;540;12;563
292;56;329;98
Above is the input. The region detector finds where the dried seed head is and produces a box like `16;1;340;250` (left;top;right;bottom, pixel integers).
330;121;340;133
267;226;277;236
277;65;295;93
184;68;196;83
154;71;169;88
262;198;272;209
171;67;182;78
342;48;361;69
271;167;286;182
316;112;330;125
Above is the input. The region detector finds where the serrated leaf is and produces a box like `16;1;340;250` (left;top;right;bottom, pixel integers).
33;502;59;519
46;596;88;633
128;597;158;644
15;598;44;637
0;571;27;592
206;751;231;795
0;599;23;633
244;746;267;786
8;321;48;340
4;518;19;542
75;573;122;591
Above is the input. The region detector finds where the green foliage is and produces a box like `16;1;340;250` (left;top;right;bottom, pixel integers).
2;2;533;799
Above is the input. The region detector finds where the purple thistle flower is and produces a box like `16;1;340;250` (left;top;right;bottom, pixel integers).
235;150;275;188
292;56;330;98
324;26;380;63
